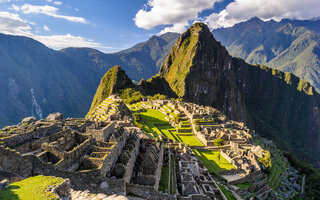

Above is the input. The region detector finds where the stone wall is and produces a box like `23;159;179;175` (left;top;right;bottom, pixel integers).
220;150;235;165
154;145;164;190
15;129;71;154
55;138;94;170
99;131;128;177
122;135;140;183
89;122;115;142
228;170;262;185
53;178;71;199
126;183;175;200
2;124;62;148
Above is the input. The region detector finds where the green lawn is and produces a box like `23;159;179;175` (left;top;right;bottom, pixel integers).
170;156;176;194
177;135;204;146
132;109;205;147
234;181;253;189
217;183;237;200
139;109;168;122
156;126;178;141
159;167;169;192
193;150;235;173
0;175;64;200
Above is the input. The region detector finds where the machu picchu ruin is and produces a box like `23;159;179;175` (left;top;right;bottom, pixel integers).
0;92;304;199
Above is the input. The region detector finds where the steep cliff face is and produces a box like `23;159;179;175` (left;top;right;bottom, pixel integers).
159;23;320;165
88;65;134;113
160;23;248;122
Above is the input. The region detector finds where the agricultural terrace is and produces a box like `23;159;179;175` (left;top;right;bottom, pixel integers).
193;149;236;173
130;102;204;146
128;101;238;175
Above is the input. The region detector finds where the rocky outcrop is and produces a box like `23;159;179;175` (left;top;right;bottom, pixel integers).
21;116;36;124
138;76;177;98
46;112;63;121
159;22;320;166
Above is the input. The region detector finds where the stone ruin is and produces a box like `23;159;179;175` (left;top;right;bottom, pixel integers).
0;112;149;196
131;139;163;188
0;98;278;199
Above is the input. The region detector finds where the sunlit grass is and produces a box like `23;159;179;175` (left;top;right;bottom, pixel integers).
0;175;64;200
193;150;235;172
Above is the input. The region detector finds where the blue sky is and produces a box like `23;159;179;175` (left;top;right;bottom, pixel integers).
0;0;319;53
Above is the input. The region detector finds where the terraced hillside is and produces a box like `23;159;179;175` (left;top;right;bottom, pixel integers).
122;97;304;199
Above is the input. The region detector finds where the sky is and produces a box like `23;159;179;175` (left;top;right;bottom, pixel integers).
0;0;319;53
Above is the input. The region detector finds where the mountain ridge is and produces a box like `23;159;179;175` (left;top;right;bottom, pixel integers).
212;17;320;92
139;22;320;166
0;32;179;127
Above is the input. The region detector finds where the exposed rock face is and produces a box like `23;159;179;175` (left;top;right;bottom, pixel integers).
21;116;36;124
160;23;247;121
46;112;63;121
89;66;134;113
159;22;320;166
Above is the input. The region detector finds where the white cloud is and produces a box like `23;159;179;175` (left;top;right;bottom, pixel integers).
0;11;31;35
0;0;10;3
33;34;112;50
0;11;110;51
43;25;50;31
206;0;320;29
134;0;221;34
53;1;62;6
14;4;88;24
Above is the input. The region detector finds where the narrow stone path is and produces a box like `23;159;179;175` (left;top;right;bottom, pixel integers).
71;190;131;200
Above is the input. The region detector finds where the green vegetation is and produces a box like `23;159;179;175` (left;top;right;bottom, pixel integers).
193;150;235;173
213;139;225;146
170;156;176;194
272;69;282;79
217;183;237;200
234;182;253;189
159;167;169;192
258;150;272;168
132;108;202;147
132;109;170;139
149;93;168;100
297;79;313;95
160;23;206;97
193;119;214;124
0;175;64;200
177;135;203;146
284;72;292;85
284;152;320;199
120;88;143;104
88;65;134;113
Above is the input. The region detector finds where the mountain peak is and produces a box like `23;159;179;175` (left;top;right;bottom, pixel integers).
249;16;263;22
160;22;229;97
88;65;134;113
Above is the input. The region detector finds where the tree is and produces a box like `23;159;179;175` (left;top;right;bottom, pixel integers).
213;139;225;146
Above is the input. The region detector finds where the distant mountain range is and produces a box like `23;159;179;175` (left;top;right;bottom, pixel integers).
213;17;320;92
61;32;179;82
0;32;179;126
2;16;320;131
